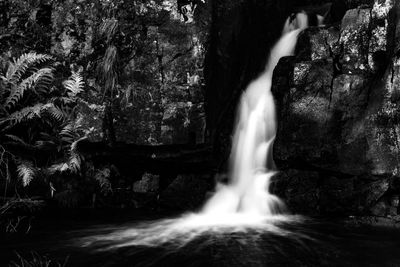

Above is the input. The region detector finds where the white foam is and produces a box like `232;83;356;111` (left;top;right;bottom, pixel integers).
201;15;307;218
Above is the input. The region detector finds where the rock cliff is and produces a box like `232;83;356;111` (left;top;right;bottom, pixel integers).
271;0;400;216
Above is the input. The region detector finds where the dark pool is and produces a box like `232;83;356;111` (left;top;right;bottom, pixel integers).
1;210;400;267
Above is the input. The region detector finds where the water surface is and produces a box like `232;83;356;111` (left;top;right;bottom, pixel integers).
1;212;399;267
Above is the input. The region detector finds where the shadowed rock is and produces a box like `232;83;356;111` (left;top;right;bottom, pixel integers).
272;0;399;215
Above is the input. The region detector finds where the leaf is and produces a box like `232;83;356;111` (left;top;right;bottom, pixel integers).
5;68;54;109
33;68;54;94
17;161;35;187
47;162;69;174
5;134;28;146
34;140;56;150
7;103;46;125
46;103;68;122
69;140;82;173
5;52;53;84
60;122;79;144
63;71;84;97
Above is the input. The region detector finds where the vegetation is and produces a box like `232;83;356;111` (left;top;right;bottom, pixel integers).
0;0;209;219
10;252;68;267
0;52;85;188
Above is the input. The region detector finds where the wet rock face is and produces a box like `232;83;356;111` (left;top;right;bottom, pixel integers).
272;0;400;215
204;0;376;169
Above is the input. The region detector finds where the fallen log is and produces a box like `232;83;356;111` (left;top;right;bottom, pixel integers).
77;140;217;174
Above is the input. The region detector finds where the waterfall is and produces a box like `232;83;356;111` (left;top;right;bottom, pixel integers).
202;13;309;217
79;12;313;251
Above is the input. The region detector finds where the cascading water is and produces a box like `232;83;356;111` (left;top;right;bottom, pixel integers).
201;12;309;218
80;12;313;250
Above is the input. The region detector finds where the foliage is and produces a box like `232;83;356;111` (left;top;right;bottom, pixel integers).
63;71;84;98
0;0;210;209
94;167;112;195
17;161;35;187
0;1;53;54
0;52;53;186
0;197;45;233
0;52;85;190
9;252;68;267
1;52;54;123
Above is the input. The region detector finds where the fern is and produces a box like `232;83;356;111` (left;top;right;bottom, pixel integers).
17;161;35;187
94;168;112;195
68;140;82;173
60;123;78;144
4;134;29;146
0;76;6;105
46;103;68;122
7;103;45;124
63;71;84;97
34;140;58;152
5;103;70;127
0;55;89;189
5;53;53;84
47;162;69;174
5;68;54;109
33;68;54;94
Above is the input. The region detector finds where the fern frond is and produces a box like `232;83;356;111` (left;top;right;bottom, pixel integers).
4;102;68;128
5;134;29;146
5;68;54;109
69;140;81;173
34;140;57;151
17;161;35;187
63;71;84;97
47;162;69;174
6;53;53;84
0;75;8;101
34;68;54;94
59;121;80;144
46;103;68;122
7;103;46;125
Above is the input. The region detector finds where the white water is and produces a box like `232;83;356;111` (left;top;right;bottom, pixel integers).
202;12;309;218
80;13;311;250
